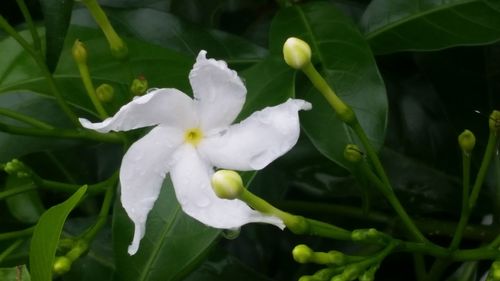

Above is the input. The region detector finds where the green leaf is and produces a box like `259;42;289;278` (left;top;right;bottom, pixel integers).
29;186;87;281
269;2;388;168
361;0;500;54
113;177;219;281
0;265;31;281
5;175;44;224
40;0;74;72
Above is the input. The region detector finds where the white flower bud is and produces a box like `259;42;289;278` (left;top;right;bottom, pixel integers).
283;37;312;70
211;170;244;200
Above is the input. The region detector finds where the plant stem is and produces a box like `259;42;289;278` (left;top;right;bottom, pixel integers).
0;239;24;263
0;121;123;143
0;183;37;200
74;60;109;119
0;227;34;241
15;0;41;52
469;132;498;210
32;172;118;195
82;179;116;241
0;108;54;129
0;16;79;126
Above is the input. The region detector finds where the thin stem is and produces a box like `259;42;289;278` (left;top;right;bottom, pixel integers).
15;0;41;52
33;172;118;195
0;183;37;200
358;160;428;243
0;16;79;126
469;132;498;210
0;121;123;143
75;62;108;119
413;254;427;281
82;179;116;241
0;239;24;263
0;227;34;241
0;108;54;129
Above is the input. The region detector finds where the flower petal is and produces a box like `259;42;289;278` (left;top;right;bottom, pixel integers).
120;125;184;255
79;88;197;133
170;145;284;229
199;99;312;171
189;50;246;132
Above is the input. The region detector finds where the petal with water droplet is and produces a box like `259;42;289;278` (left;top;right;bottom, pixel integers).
198;99;311;170
170;145;283;229
79;88;197;133
189;51;246;132
120;125;184;255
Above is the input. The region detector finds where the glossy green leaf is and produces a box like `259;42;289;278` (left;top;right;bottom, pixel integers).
5;175;44;224
40;0;74;72
269;2;387;168
29;186;87;281
71;8;267;64
361;0;500;54
0;265;31;281
113;177;219;281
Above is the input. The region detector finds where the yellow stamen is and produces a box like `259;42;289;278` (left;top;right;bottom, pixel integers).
184;128;203;146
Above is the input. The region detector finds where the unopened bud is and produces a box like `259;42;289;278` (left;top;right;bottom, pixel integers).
458;130;475;153
110;39;128;59
4;159;30;178
53;256;72;275
351;228;379;241
328;250;345;265
490;110;500;133
344;144;362;163
130;76;148;96
283;37;312;70
211;170;244;199
72;39;87;64
292;244;313;263
359;265;378;281
96;83;114;102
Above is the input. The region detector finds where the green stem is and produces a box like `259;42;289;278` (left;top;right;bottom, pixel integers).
358;160;428;243
0;108;54;129
469;132;498;210
0;183;37;200
413;254;427;281
32;172;118;195
75;62;108;119
0;121;123;143
0;16;79;126
0;239;24;263
81;180;116;241
15;0;41;52
0;227;34;241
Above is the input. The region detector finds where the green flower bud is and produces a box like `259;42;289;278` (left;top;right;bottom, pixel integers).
283;37;312;70
344;144;362;163
72;39;87;64
96;83;114;103
53;256;72;275
458;130;476;153
110;40;128;60
211;170;244;199
327;250;345;265
359;265;378;281
130;75;148;96
490;110;500;133
351;228;379;241
292;244;313;263
331;275;347;281
3;159;30;178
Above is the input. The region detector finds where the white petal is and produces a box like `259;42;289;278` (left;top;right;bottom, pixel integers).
79;88;197;133
189;50;246;132
199;99;311;171
120;126;184;255
170;145;284;229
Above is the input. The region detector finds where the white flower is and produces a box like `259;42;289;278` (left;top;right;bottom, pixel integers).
79;51;312;255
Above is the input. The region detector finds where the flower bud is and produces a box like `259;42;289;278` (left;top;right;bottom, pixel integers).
3;159;30;178
211;170;244;199
283;37;312;70
458;130;475;153
328;250;345;265
351;228;379;241
344;144;362;163
96;83;114;103
72;39;87;64
490;110;500;133
359;265;378;281
292;244;313;263
53;256;72;275
130;75;148;96
110;40;128;60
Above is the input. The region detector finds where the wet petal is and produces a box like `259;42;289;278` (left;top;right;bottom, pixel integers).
120;126;184;255
170;145;284;229
189;50;246;132
199;99;311;171
79;88;197;133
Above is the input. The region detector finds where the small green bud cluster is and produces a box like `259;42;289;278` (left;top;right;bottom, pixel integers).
344;144;363;163
53;240;89;276
490;110;500;134
458;129;475;153
96;84;114;103
72;39;88;64
351;228;380;242
293;244;346;266
130;75;148;96
3;159;31;178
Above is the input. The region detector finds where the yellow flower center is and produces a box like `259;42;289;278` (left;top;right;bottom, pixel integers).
184;128;203;146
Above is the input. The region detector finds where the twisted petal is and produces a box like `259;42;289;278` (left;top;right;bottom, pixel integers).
189;50;246;132
170;145;284;229
120;126;184;255
79;89;197;133
199;99;312;171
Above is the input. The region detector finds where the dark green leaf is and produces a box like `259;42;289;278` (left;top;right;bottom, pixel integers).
361;0;500;54
5;175;44;224
113;177;219;281
269;2;387;168
29;186;87;281
0;265;31;281
40;0;74;72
